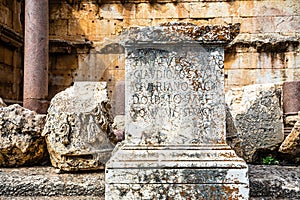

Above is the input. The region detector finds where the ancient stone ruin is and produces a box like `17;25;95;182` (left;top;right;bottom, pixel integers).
0;0;300;199
0;104;48;167
42;82;116;171
226;83;284;163
106;23;249;199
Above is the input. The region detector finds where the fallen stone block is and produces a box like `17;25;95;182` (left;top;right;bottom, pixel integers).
0;104;48;167
42;82;116;171
226;83;284;163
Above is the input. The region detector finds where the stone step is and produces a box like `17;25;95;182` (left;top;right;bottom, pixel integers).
0;165;299;199
1;196;104;200
0;167;105;197
249;165;300;199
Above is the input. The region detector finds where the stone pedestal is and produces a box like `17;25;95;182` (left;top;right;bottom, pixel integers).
106;23;249;199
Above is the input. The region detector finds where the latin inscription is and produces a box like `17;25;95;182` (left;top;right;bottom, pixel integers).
128;48;219;119
126;47;225;144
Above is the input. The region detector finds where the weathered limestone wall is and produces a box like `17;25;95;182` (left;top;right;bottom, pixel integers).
0;0;23;104
48;0;300;101
0;0;299;105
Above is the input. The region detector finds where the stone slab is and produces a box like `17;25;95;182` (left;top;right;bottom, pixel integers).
106;145;248;199
107;184;249;200
0;167;105;197
0;165;298;199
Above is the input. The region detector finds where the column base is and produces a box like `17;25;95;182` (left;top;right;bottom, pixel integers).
23;98;49;114
105;144;249;200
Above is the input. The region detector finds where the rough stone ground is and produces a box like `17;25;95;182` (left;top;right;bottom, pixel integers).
0;165;298;199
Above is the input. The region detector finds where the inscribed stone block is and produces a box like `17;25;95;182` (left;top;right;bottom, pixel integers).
106;23;248;199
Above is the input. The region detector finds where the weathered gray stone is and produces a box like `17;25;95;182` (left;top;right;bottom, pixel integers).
0;167;105;197
226;83;284;163
279;112;300;156
106;24;248;200
42;82;116;171
0;97;6;107
249;165;300;199
0;104;48;167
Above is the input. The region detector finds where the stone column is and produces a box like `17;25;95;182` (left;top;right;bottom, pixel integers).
106;24;249;199
23;0;49;113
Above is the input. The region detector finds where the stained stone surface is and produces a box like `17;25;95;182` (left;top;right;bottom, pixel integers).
0;167;105;198
106;24;248;200
42;82;116;171
279;112;300;156
0;104;48;167
226;83;284;163
0;165;297;199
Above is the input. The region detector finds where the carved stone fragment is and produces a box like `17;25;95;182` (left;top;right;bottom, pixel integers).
0;104;48;167
226;83;284;163
42;82;116;171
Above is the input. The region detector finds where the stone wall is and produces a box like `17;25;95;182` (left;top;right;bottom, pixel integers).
48;0;300;102
0;0;23;104
0;0;299;105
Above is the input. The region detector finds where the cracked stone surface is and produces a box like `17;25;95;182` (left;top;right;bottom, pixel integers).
226;83;284;163
42;82;116;171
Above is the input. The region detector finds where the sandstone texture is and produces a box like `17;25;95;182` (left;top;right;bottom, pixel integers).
279;112;300;156
44;0;300;105
226;83;284;163
42;82;116;171
0;104;48;167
